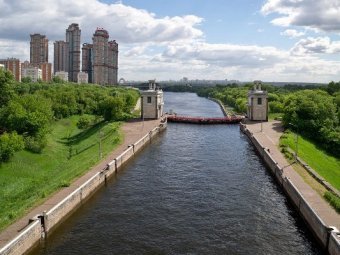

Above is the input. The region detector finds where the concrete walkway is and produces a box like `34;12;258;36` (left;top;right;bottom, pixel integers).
0;118;161;248
245;120;340;230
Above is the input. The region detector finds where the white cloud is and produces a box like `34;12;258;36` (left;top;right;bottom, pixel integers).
261;0;340;32
291;37;340;55
1;0;340;83
0;0;203;43
281;29;305;38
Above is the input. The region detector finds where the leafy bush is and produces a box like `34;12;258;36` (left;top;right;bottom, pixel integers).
24;133;47;153
0;132;24;162
76;115;94;129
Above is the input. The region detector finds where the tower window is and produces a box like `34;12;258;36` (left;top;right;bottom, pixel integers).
257;98;262;105
147;97;152;103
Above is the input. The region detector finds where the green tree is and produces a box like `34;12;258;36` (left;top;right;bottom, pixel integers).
0;69;14;105
0;132;24;162
21;76;32;83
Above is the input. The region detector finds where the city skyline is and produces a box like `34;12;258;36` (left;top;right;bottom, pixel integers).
0;0;339;83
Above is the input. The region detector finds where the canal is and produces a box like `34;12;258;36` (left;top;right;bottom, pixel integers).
31;92;323;254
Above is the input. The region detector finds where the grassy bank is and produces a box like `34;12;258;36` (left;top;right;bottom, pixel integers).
0;115;122;231
280;131;340;190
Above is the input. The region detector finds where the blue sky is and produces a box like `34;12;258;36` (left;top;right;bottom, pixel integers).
0;0;340;82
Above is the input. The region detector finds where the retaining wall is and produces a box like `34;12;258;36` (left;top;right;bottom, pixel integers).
0;220;41;255
240;123;340;255
0;121;167;255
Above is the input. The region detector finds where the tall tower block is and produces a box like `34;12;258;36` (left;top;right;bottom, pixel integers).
66;23;81;82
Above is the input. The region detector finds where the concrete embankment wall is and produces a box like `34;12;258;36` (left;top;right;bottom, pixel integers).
0;220;41;255
208;98;228;116
0;122;167;255
240;123;340;255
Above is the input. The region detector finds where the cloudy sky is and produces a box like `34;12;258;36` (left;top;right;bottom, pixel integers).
0;0;340;83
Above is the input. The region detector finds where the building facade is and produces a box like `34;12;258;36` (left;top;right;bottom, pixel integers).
247;80;268;121
0;58;21;81
108;40;118;85
89;28;118;85
92;28;109;85
22;67;42;82
77;72;88;84
40;62;52;82
54;40;69;73
55;71;69;81
66;23;81;82
30;34;48;65
141;80;164;119
81;43;93;83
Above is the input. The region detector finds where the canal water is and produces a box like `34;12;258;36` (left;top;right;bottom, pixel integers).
32;92;323;254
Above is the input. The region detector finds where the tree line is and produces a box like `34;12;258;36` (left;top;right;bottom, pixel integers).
165;82;340;156
0;69;139;162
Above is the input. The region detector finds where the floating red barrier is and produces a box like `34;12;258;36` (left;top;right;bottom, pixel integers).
166;115;243;124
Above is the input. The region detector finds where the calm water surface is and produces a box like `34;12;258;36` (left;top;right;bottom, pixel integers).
32;92;323;255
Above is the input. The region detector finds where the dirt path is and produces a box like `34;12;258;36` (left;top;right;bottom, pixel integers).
0;118;161;248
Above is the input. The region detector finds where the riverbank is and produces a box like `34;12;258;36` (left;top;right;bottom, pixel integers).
0;118;165;255
241;120;340;255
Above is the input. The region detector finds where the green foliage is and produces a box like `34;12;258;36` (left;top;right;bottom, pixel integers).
52;76;63;83
282;90;339;155
0;132;24;162
24;132;47;153
324;191;340;213
0;80;139;161
21;77;32;83
0;69;15;105
99;96;125;121
76;115;94;129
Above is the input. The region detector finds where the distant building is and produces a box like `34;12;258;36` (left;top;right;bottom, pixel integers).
55;71;68;81
30;34;48;65
141;80;164;119
84;28;118;85
66;23;81;82
92;28;109;85
247;80;268;121
108;40;118;85
0;58;21;81
40;62;52;82
54;40;69;73
77;72;88;84
22;67;42;82
81;43;93;83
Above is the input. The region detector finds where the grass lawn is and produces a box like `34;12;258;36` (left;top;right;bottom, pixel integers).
0;115;122;231
280;131;340;190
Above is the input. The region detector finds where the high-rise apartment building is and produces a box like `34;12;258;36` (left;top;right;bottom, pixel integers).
92;28;109;85
54;40;69;73
0;58;21;81
66;23;81;82
108;40;118;85
86;28;118;85
30;34;48;65
81;43;93;83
